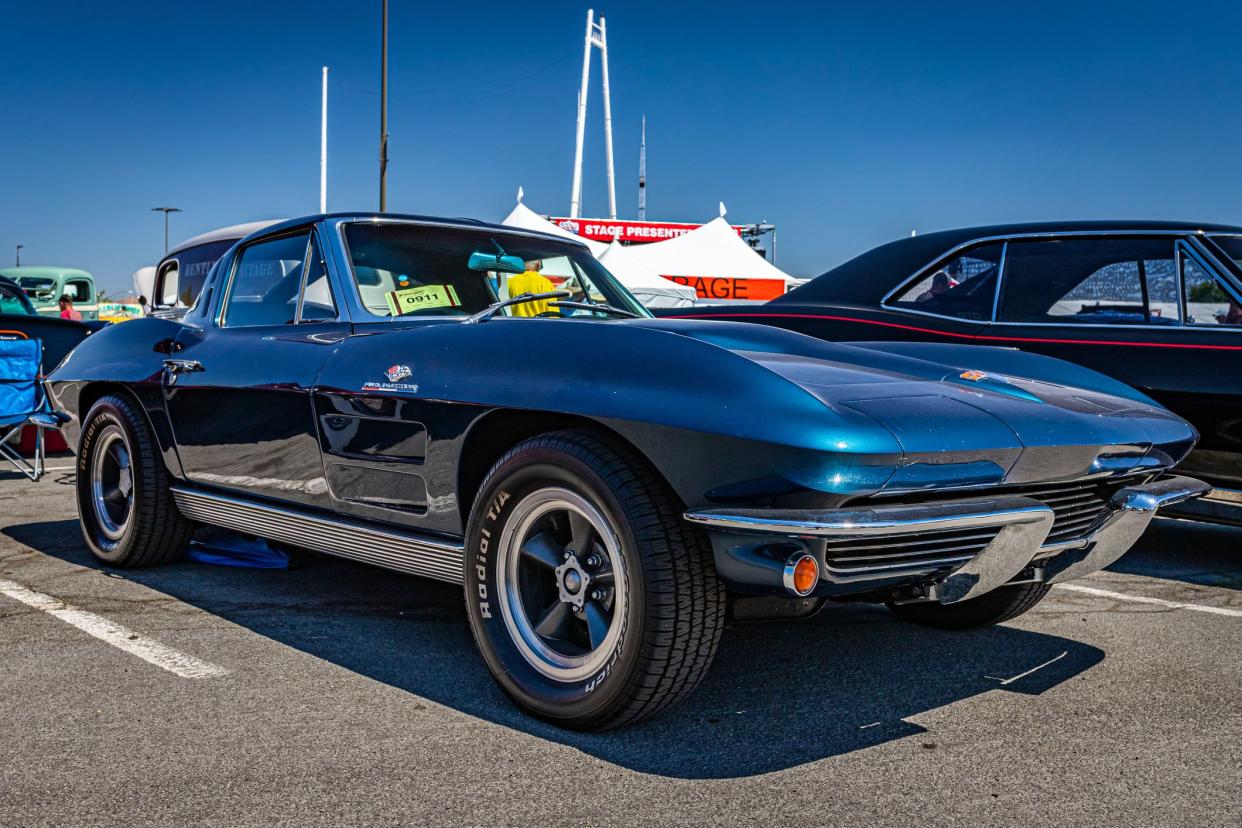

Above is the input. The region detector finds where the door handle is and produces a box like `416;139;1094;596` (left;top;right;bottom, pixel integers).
162;359;204;374
162;359;204;386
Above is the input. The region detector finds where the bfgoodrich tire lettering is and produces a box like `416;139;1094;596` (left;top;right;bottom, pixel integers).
76;394;195;567
464;429;725;730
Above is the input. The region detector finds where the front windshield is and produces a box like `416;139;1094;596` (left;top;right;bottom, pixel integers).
16;276;57;298
341;222;650;320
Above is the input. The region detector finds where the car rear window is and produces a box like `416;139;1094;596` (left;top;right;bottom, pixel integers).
889;243;1002;322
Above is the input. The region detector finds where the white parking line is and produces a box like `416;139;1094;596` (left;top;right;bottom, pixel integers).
0;578;230;678
1055;583;1242;618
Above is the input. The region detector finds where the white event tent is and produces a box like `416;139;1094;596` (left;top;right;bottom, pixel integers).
617;214;802;302
502;197;802;305
500;202;696;308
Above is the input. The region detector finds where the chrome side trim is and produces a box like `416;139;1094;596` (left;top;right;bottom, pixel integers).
1043;475;1211;584
172;487;464;584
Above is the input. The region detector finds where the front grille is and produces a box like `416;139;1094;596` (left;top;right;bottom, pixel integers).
1005;480;1118;543
824;525;1001;573
861;476;1142;547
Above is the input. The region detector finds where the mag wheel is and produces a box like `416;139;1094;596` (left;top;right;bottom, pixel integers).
76;394;195;567
88;424;134;543
464;429;725;731
497;488;628;684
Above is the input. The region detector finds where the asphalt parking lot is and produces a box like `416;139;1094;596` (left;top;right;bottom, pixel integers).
1;467;1239;827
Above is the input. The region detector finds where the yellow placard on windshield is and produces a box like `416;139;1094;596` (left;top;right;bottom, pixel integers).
385;284;461;316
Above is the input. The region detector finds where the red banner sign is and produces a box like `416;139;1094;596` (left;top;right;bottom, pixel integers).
662;276;787;301
549;217;744;244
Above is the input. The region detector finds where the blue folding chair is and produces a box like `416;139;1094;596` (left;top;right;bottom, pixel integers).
0;337;64;481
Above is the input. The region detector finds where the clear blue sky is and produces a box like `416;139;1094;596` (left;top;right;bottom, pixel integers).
3;0;1241;294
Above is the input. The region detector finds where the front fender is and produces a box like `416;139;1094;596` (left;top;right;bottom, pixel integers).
325;320;906;507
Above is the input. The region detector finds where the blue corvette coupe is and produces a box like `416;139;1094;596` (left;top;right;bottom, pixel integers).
47;214;1208;729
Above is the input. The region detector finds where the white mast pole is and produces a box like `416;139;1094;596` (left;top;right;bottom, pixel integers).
638;114;646;220
598;15;616;220
569;9;594;219
320;66;329;213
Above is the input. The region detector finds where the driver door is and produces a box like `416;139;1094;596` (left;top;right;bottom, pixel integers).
163;227;348;509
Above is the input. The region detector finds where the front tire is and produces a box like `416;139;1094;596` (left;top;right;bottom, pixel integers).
887;581;1052;630
76;394;195;567
464;430;725;730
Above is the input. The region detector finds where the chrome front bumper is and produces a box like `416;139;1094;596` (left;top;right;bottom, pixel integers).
685;475;1210;604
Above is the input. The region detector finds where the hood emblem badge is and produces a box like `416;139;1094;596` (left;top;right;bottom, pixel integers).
959;370;988;382
386;364;412;383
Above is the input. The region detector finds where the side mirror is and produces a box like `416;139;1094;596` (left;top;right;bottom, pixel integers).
468;250;526;274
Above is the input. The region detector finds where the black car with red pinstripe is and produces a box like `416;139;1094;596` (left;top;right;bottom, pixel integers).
664;221;1242;527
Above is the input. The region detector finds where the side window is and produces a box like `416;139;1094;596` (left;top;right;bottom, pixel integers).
890;243;1002;321
222;232;311;327
999;238;1176;325
157;260;179;306
176;240;235;307
66;279;93;303
1183;251;1242;327
297;236;337;323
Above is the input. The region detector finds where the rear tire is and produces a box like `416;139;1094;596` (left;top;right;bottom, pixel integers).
887;582;1051;630
76;394;195;567
464;429;725;730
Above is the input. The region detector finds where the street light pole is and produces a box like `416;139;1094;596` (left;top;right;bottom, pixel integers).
378;0;389;212
15;244;23;267
151;207;182;254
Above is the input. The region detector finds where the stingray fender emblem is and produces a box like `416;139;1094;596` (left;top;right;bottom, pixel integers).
959;370;988;382
362;363;419;393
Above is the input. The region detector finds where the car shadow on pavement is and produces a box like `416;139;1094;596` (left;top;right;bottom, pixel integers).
1106;517;1242;591
6;519;1104;779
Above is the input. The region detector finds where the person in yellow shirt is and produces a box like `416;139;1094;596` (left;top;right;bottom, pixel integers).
506;260;556;317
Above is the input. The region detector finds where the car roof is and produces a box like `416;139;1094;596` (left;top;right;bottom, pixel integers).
241;213;589;250
0;266;93;280
165;220;285;258
774;220;1242;306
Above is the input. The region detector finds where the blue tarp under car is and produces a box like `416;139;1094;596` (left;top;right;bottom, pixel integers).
188;527;290;569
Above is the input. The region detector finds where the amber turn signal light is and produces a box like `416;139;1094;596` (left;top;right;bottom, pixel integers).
785;554;819;597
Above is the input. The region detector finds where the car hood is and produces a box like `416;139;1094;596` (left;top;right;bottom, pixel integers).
630;318;1196;490
318;316;1196;499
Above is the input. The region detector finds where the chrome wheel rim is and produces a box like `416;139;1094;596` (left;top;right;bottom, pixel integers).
90;425;133;541
496;487;628;683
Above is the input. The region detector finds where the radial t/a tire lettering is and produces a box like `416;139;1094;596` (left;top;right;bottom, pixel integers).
464;429;726;730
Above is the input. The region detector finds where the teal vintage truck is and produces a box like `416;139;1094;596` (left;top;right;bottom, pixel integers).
0;266;99;321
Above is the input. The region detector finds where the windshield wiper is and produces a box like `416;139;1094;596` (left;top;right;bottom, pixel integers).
550;300;639;318
463;291;571;324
